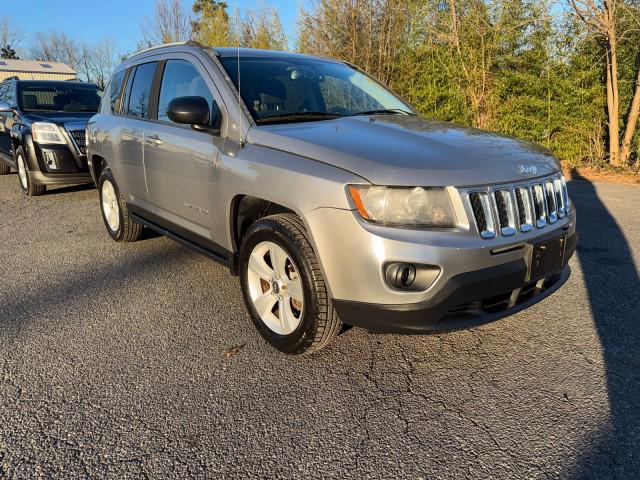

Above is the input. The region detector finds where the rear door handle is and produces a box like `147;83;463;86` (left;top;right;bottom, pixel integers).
145;135;163;146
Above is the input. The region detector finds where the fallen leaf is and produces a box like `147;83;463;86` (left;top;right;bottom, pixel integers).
224;343;246;359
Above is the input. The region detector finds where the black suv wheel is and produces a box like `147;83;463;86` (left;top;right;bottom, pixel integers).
16;147;45;196
98;168;143;242
239;214;342;355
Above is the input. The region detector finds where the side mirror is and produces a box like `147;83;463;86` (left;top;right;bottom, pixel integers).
167;96;210;127
0;101;13;113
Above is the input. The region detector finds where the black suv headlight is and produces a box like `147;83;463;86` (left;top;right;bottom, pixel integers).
32;122;66;145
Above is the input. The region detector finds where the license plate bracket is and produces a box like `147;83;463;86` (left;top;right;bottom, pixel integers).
527;233;567;282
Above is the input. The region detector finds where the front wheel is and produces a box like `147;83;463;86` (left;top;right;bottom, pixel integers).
98;168;143;242
239;214;342;355
16;147;45;196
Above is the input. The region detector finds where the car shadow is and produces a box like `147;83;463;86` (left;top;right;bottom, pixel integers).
45;183;95;195
568;171;640;478
0;242;193;335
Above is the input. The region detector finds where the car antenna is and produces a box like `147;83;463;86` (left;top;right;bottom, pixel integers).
236;8;245;147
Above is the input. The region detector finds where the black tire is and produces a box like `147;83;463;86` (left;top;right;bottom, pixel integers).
0;159;10;175
239;213;342;355
98;167;143;242
16;147;45;196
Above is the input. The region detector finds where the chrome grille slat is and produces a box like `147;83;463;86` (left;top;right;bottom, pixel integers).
469;192;496;239
466;173;570;239
544;181;558;223
514;187;534;232
553;177;565;217
561;176;571;214
493;189;516;236
531;183;547;228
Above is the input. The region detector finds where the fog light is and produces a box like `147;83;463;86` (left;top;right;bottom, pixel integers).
385;263;416;290
384;263;441;292
44;151;58;170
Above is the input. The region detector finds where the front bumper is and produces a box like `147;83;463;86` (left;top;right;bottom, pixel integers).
304;203;577;333
23;134;90;185
30;171;93;186
334;237;574;333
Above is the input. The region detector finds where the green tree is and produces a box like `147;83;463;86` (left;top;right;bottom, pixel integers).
298;0;408;85
192;0;231;47
568;0;640;167
0;45;18;59
238;6;288;51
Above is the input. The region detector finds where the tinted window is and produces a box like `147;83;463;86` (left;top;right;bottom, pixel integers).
126;62;157;118
0;85;7;102
219;57;412;124
157;60;214;123
110;69;127;114
18;84;98;112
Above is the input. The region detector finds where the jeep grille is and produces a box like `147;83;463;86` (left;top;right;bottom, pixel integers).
466;174;570;239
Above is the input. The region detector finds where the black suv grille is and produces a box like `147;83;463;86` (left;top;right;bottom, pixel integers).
69;129;86;155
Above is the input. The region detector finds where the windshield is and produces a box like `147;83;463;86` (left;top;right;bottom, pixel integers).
18;84;101;113
218;56;414;124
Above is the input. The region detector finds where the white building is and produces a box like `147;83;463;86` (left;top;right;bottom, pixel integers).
0;59;76;82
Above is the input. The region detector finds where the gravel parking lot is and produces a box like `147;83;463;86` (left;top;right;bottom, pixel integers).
0;173;638;479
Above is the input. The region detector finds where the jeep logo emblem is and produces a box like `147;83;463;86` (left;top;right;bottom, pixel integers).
518;164;537;175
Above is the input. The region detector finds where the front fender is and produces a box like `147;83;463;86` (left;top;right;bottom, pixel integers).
16;129;41;172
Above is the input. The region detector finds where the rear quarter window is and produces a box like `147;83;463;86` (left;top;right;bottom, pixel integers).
124;62;157;118
108;69;127;114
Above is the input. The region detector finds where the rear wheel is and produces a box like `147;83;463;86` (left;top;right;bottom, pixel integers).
16;147;45;196
98;168;143;242
239;214;342;355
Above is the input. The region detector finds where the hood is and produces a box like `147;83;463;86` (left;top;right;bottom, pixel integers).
23;111;94;127
247;116;561;186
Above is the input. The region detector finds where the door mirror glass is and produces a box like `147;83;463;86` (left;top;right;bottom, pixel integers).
167;96;210;126
0;101;12;113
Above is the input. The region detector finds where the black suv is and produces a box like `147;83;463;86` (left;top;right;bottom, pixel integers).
0;79;101;195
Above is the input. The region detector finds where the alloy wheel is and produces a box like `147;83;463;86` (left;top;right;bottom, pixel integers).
101;180;120;232
17;154;27;190
247;241;304;335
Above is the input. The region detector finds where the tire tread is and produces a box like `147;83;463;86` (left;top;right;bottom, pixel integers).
99;168;143;242
256;213;342;354
16;147;45;196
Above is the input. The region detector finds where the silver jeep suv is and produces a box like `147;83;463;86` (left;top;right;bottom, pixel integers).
87;42;577;354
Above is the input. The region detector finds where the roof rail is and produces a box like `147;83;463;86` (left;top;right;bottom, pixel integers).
129;40;205;59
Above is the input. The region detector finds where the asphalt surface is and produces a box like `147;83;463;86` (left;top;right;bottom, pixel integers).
0;173;638;479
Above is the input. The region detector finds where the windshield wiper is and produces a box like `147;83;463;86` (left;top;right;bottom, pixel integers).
351;108;414;117
257;111;343;124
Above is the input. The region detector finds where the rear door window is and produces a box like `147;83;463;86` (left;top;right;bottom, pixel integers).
125;62;157;118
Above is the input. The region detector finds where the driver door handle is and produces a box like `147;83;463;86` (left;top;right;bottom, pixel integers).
145;134;163;146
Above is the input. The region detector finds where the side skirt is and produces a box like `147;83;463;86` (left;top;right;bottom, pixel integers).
131;211;233;269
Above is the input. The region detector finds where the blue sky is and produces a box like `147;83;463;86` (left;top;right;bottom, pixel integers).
1;0;305;56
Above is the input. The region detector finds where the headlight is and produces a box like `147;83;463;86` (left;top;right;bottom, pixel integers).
348;185;456;227
32;122;66;144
